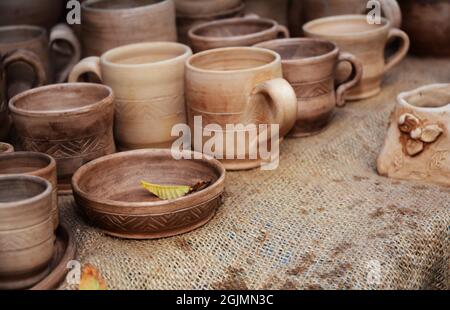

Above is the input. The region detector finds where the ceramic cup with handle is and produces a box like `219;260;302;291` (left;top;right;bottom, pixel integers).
69;42;192;151
188;15;290;52
0;175;55;290
9;83;115;193
255;38;363;137
0;24;81;99
81;0;177;57
303;15;409;101
185;46;298;170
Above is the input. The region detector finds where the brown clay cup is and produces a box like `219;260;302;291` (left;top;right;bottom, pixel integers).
255;38;363;137
9;83;115;193
185;47;298;170
303;15;410;101
81;0;177;57
0;152;58;229
0;175;55;290
188;16;290;52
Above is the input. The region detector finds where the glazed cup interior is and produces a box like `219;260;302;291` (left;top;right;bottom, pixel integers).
9;83;112;114
84;0;163;10
0;176;48;204
303;15;389;36
191;18;275;38
400;84;450;109
73;150;224;204
187;47;278;72
103;43;191;66
0;152;53;175
256;39;337;61
0;26;44;44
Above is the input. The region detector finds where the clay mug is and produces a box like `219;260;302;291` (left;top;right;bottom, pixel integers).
185;47;298;170
0;0;64;30
255;38;363;137
399;0;450;57
69;42;192;150
303;15;410;100
188;15;290;52
0;152;58;229
81;0;177;57
9;83;115;193
377;84;450;187
0;175;55;290
177;2;245;45
0;142;14;153
0;24;81;99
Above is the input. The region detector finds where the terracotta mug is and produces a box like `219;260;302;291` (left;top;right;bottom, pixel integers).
0;142;14;153
188;15;290;52
303;15;410;100
81;0;177;57
0;24;81;99
377;84;450;187
0;175;55;290
255;38;363;137
185;47;297;170
177;2;245;45
0;152;58;229
69;42;192;150
9;83;115;193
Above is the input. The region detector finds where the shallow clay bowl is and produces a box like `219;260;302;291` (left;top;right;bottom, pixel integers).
72;149;226;239
0;142;14;153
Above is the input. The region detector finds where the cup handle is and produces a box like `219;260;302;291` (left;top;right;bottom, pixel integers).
276;25;290;38
380;0;402;28
384;28;410;74
3;49;47;88
249;78;297;138
68;56;102;83
335;52;363;107
49;23;81;83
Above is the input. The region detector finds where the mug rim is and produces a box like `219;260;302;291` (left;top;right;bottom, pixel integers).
188;17;279;43
303;14;391;38
254;38;340;65
0;151;56;178
186;46;281;74
101;42;192;68
0;175;52;209
8;83;114;117
397;83;450;112
0;25;46;46
82;0;170;12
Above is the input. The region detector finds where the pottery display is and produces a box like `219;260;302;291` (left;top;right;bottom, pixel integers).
0;24;81;99
69;42;192;150
185;47;297;170
0;142;14;154
0;0;64;30
30;224;76;290
399;0;450;57
72;149;226;239
0;175;54;289
255;38;363;137
377;84;450;186
0;152;58;229
188;16;290;52
81;0;177;57
303;15;410;100
9;83;115;192
177;2;245;45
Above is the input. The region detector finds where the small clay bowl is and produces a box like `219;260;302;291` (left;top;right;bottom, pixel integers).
0;142;14;153
0;152;58;229
72;149;226;239
0;175;54;290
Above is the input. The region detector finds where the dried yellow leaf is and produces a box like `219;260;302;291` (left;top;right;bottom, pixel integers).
141;181;191;200
78;264;107;290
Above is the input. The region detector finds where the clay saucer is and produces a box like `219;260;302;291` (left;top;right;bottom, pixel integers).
0;142;14;153
72;149;226;239
30;223;76;290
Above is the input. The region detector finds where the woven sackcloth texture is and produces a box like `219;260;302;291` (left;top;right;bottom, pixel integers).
59;56;450;290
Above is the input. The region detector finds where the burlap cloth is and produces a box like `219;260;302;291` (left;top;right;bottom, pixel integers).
59;56;450;290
